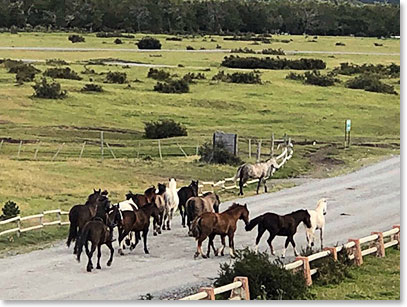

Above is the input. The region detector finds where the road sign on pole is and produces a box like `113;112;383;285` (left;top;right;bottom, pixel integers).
345;119;351;148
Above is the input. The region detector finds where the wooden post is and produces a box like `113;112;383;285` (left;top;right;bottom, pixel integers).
0;139;3;152
323;247;338;261
100;131;104;161
295;256;312;286
79;141;86;159
198;287;215;300
16;218;21;238
348;238;363;266
34;141;41;160
230;276;250;300
256;140;262;162
371;232;385;257
158;140;162;160
271;133;274;157
17;140;22;158
177;143;188;158
105;142;117;159
39;215;43;235
393;225;400;249
248;139;251;159
196;142;199;156
137;141;141;159
52;143;65;161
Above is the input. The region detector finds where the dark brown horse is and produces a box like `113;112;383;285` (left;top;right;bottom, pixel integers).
191;203;249;259
66;189;110;254
153;183;166;236
126;187;156;207
245;209;311;258
186;192;220;234
177;180;199;227
76;205;119;272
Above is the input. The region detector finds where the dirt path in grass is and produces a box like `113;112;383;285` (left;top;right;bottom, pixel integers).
0;155;400;300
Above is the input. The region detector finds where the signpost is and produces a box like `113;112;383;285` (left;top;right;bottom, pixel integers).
345;119;351;148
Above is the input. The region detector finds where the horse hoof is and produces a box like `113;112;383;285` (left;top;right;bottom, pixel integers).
153;232;157;236
145;250;150;254
87;267;92;272
202;255;208;259
182;225;186;228
96;265;101;270
194;253;200;259
107;261;112;267
311;242;314;247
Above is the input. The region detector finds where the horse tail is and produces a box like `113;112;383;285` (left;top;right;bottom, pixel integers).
76;222;91;262
190;217;202;239
245;215;263;231
233;164;245;182
66;206;79;247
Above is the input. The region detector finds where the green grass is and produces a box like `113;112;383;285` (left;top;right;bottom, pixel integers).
311;248;400;300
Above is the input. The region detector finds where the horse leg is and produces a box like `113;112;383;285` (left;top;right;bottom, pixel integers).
289;236;298;256
282;237;290;258
320;227;324;250
216;235;226;256
239;178;244;196
143;228;149;254
228;234;235;258
180;204;186;228
118;229;130;255
266;233;276;255
263;178;268;193
106;241;114;266
96;244;102;269
194;235;208;259
256;177;263;194
162;208;168;230
254;224;266;253
168;208;174;230
87;243;96;272
206;234;216;258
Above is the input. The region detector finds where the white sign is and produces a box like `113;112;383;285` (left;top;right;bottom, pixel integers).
346;119;351;132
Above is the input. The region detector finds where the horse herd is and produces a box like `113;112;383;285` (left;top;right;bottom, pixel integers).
66;178;327;272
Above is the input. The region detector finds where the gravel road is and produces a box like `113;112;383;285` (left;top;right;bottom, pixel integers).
0;156;400;300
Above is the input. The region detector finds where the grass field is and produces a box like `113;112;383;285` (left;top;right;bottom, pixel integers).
311;248;400;300
0;32;400;251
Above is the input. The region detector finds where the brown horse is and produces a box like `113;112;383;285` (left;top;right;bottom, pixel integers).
191;203;249;259
126;187;156;207
153;183;166;236
66;189;110;254
177;180;199;227
186;192;220;234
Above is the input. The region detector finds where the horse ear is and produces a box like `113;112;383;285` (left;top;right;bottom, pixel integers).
93;188;96;193
244;203;247;208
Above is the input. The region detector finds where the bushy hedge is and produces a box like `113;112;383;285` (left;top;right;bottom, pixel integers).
221;55;326;70
198;141;243;166
230;47;256;54
96;32;135;38
166;36;182;41
286;72;305;81
68;34;85;43
144;119;187;139
137;36;162;49
1;200;20;220
43;67;82;80
45;59;68;66
346;74;397;95
214;248;313;299
3;60;40;83
261;48;285;55
81;83;103;92
153;79;189;93
304;70;339;86
105;71;127;83
114;38;123;44
32;78;67;99
333;62;400;78
212;71;262;84
147;68;171;81
182;72;206;83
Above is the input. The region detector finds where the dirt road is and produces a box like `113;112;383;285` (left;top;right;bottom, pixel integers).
0;156;400;300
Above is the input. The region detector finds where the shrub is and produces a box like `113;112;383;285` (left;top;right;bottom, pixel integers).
10;25;18;34
81;66;96;74
32;78;67;99
114;38;123;44
186;46;195;50
137;36;162;49
105;71;127;84
1;201;20;220
335;42;346;46
16;67;38;83
144;119;187;139
286;72;305;81
4;60;40;75
43;67;82;80
96;32;135;38
261;48;285;55
153;79;189;93
198;141;243;166
182;72;206;83
214;248;313;299
221;55;326;70
230;47;256;54
374;42;383;47
166;36;182;41
68;34;85;43
81;83;103;92
333;62;400;78
147;68;171;81
45;59;68;66
212;71;262;84
304;70;339;86
346;74;397;95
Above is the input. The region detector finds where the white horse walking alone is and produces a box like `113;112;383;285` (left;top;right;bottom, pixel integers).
306;198;327;249
163;178;179;230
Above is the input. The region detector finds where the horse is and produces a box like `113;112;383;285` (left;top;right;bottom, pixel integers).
75;205;119;272
306;198;327;249
153;183;166;236
190;203;249;259
177;180;199;227
233;158;279;195
245;209;312;258
186;192;220;234
117;202;160;255
126;187;156;207
163;178;179;230
66;189;111;254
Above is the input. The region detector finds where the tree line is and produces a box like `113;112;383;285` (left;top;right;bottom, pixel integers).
0;0;400;37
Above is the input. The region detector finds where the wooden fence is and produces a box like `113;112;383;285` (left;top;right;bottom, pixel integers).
180;224;400;300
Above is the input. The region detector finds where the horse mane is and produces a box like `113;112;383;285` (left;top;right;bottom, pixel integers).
225;203;241;212
144;186;156;195
316;198;327;208
202;191;213;197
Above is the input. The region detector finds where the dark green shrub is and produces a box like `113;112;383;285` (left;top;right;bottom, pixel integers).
68;34;85;43
221;55;326;70
144;119;187;139
261;48;285;55
16;67;38;83
44;67;82;80
304;70;339;86
105;71;127;84
374;42;383;46
45;59;68;66
346;74;397;95
4;60;40;75
335;42;346;46
186;46;195;50
81;66;96;74
333;62;400;78
81;83;103;92
147;68;171;81
212;71;262;84
286;72;305;81
32;78;67;99
214;248;313;299
137;36;161;49
10;26;18;34
231;47;256;54
114;38;123;44
154;79;189;93
182;72;206;83
166;36;182;41
96;32;134;38
199;141;243;166
1;201;20;220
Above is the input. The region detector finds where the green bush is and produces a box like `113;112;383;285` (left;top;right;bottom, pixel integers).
166;36;182;41
214;248;313;299
1;201;20;220
81;83;103;92
333;62;400;78
45;59;68;66
346;74;397;95
137;36;161;49
96;32;135;38
144;119;187;139
32;78;67;99
199;141;243;166
10;25;18;34
212;71;262;84
105;71;127;84
4;61;40;83
186;46;195;50
68;34;85;43
261;48;285;55
182;72;206;83
304;70;339;86
114;38;123;44
153;79;189;93
230;47;256;54
285;72;305;81
43;67;82;80
147;68;171;81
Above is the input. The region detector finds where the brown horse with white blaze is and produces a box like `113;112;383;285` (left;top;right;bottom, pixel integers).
190;203;249;259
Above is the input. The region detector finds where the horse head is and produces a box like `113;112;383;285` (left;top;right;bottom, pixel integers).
157;183;166;194
239;203;250;226
107;205;120;228
125;191;134;201
190;180;199;196
144;186;157;203
318;198;328;215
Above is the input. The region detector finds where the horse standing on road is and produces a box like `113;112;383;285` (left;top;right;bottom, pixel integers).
178;180;199;228
186;192;220;234
163;178;179;230
306;198;328;249
233;158;279;196
245;209;311;258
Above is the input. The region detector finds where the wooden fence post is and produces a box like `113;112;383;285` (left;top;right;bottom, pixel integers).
348;238;363;266
256;140;262;162
158;140;162;160
371;232;385;257
79;141;86;159
271;133;274;157
100;131;104;161
198;287;215;300
295;256;312;286
16;218;21;238
137;141;141;159
196;142;199;156
248;139;251;159
323;247;338;261
105;142;117;159
17;140;22;158
0;139;3;153
34;141;41;160
177;143;188;158
52;143;64;161
393;225;400;249
230;276;250;300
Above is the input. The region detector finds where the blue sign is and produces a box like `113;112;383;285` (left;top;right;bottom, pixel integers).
346;119;351;132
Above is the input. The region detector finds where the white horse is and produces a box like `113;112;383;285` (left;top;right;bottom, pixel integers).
162;178;179;230
306;198;327;249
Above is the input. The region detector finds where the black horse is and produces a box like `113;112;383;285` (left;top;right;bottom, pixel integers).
177;180;199;227
245;209;311;258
